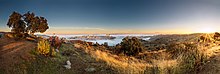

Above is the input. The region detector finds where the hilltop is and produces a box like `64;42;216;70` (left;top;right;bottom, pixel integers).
1;32;220;74
0;34;117;74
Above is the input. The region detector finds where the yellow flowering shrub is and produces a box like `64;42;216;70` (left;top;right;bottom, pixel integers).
37;39;50;56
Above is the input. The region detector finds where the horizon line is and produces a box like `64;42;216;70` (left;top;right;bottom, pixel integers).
0;31;207;35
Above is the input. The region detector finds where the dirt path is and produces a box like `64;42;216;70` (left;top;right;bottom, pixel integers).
200;45;220;74
3;37;220;74
0;38;116;74
0;38;37;73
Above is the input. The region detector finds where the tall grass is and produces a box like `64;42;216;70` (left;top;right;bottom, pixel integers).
165;42;208;74
75;43;150;74
92;50;149;74
74;41;213;74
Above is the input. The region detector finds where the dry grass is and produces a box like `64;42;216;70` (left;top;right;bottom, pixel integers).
74;43;183;74
75;43;151;74
144;59;178;74
72;33;220;74
91;50;149;74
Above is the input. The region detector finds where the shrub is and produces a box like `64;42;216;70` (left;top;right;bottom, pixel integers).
103;42;108;47
172;43;207;74
14;33;25;40
37;39;51;56
119;37;144;56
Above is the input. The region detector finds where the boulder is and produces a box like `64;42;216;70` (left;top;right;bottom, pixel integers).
85;67;96;72
63;60;71;69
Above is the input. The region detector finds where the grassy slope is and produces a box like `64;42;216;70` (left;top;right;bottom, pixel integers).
1;33;220;74
0;37;116;74
0;38;37;74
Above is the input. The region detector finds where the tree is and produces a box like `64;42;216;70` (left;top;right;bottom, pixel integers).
7;11;26;33
7;11;49;35
119;37;144;56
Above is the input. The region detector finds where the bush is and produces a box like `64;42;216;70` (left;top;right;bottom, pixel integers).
14;33;25;39
119;37;144;56
172;43;207;74
37;39;51;56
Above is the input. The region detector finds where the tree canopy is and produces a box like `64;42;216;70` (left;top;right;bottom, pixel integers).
7;11;49;34
119;37;144;56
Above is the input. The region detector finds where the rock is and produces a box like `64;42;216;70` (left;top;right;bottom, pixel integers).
72;53;77;56
63;60;71;69
66;60;71;65
85;67;96;72
64;65;71;69
55;49;59;52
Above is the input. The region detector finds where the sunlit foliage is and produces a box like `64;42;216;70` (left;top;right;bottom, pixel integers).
37;39;51;56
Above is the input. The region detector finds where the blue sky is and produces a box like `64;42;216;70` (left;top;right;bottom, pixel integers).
0;0;220;34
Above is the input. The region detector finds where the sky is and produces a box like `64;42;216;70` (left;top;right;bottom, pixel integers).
0;0;220;34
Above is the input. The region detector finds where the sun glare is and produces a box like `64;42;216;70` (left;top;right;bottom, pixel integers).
199;27;216;33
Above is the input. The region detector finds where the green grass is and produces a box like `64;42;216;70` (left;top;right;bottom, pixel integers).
26;56;64;74
1;39;211;74
0;68;5;74
12;44;74;74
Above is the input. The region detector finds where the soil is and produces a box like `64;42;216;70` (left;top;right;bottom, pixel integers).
0;37;116;74
0;38;37;73
1;33;220;74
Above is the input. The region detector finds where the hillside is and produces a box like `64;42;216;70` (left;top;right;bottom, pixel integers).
0;38;36;73
199;46;220;74
0;37;116;74
1;33;220;74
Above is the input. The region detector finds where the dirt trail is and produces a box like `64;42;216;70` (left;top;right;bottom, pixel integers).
200;45;220;74
0;38;116;74
0;38;36;73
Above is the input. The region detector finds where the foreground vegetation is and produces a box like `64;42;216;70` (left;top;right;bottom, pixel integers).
72;33;220;74
0;35;117;74
1;32;220;74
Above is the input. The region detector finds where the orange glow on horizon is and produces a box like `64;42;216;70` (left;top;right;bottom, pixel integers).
1;26;219;34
